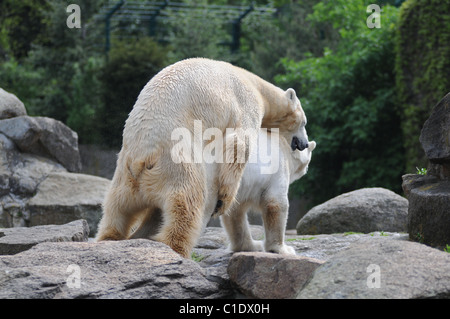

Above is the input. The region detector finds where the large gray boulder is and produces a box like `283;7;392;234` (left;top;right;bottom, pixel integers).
296;239;450;299
26;172;110;236
0;220;89;255
0;127;108;233
0;239;228;299
0;116;82;172
228;252;324;299
0;88;27;120
403;173;450;248
296;188;408;235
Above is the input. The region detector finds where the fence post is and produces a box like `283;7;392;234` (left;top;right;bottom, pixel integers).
105;0;125;56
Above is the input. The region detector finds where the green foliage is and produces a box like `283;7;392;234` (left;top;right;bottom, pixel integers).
416;167;427;175
98;37;170;147
241;1;339;82
0;0;107;144
0;0;50;60
0;58;44;110
162;0;232;63
395;0;450;173
191;251;206;262
277;1;404;205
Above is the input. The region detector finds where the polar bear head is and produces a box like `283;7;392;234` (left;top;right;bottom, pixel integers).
290;140;316;183
284;88;309;151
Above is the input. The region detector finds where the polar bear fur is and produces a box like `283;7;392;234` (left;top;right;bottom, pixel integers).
96;58;307;258
131;129;316;255
221;132;316;255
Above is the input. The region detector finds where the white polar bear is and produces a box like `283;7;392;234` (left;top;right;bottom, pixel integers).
131;125;316;256
96;58;307;258
221;130;316;255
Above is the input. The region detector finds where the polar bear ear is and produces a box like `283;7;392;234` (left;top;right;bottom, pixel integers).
285;88;298;111
286;88;297;101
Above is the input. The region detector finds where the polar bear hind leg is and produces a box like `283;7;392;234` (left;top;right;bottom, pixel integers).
214;129;252;217
96;180;145;241
261;197;296;255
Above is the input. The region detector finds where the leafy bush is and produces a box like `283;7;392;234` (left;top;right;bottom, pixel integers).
97;37;170;147
276;1;404;205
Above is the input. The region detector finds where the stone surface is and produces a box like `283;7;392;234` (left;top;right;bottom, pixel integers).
193;226;408;299
0;129;108;232
0;116;41;152
402;174;450;248
419;92;450;165
0;88;27;120
228;252;324;299
402;92;450;249
296;239;450;299
34;116;82;173
0;220;89;255
1;223;447;299
26;172;110;236
296;188;408;235
0;239;228;299
0;116;81;172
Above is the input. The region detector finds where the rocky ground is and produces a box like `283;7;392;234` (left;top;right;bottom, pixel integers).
1;220;449;299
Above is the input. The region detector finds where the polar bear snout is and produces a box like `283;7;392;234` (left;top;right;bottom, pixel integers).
291;136;309;151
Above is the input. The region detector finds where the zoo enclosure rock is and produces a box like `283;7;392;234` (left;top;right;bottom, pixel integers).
0;239;229;299
227;252;324;299
26;172;110;236
0;89;110;233
0;222;444;299
296;239;450;299
0;219;89;255
419;92;450;169
0;116;82;173
296;188;408;235
403;92;450;248
0;88;27;120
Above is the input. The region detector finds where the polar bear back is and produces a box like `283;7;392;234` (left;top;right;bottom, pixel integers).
121;58;286;158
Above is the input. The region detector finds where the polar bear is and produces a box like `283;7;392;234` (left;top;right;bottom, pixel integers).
221;132;316;255
131;128;316;256
96;58;307;258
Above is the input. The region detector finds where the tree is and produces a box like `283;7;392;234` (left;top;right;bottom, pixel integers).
97;37;170;147
276;0;404;205
0;0;50;60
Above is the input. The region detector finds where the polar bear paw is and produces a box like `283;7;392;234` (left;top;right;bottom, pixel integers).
265;243;296;255
229;239;264;253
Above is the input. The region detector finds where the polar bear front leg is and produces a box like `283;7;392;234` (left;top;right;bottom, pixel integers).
261;197;296;255
220;206;264;252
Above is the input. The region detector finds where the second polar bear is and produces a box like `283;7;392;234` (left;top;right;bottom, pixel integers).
96;58;307;258
221;131;316;255
131;127;316;255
